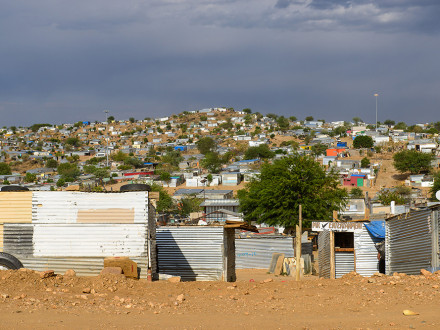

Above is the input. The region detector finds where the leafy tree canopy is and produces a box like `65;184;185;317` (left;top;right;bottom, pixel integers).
201;152;224;173
393;149;433;174
244;144;275;160
57;163;80;180
361;157;370;168
45;159;58;168
305;116;314;121
353;135;374;149
0;162;12;175
311;143;327;157
196;137;216;154
30;123;52;133
238;154;348;227
350;187;364;199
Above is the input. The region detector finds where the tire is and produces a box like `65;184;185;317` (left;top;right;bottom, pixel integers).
0;252;23;270
120;184;151;192
1;186;29;192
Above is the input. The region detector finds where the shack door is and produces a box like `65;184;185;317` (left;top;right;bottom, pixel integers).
318;230;331;278
357;178;364;187
334;232;355;278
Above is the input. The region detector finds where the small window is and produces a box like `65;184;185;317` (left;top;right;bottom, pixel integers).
334;232;354;249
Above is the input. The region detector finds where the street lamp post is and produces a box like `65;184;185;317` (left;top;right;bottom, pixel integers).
374;93;379;131
104;110;109;167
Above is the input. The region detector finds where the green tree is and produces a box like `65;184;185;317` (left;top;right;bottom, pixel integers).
178;195;203;216
352;117;362;125
353;136;374;149
24;172;37;183
196;137;216;154
376;186;411;205
151;184;174;213
276;116;290;131
394;122;407;130
201;152;224;173
384;119;395;127
311;143;327;157
129;117;135;123
393;150;433;174
289;116;297;122
350;187;364;199
0;163;12;175
361;157;370;168
244;144;275;160
242;108;252;114
305;116;314;121
107;116;115;123
46;159;58;168
238;154;348;227
57;163;80;180
64;137;82;148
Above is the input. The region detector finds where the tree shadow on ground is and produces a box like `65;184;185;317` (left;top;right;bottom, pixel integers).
392;173;409;181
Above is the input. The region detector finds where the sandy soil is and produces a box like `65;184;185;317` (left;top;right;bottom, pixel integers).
1;268;440;329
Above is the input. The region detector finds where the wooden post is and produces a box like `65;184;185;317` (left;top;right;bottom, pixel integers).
329;231;335;279
296;205;302;281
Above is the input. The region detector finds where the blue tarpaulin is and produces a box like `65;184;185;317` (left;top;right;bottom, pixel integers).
365;221;385;239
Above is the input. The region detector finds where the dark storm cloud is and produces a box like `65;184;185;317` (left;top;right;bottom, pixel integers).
0;0;440;125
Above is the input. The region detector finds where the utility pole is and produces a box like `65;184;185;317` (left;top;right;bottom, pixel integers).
104;110;109;167
374;93;379;132
296;204;302;281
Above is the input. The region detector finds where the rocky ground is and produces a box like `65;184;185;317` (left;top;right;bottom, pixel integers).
1;269;440;329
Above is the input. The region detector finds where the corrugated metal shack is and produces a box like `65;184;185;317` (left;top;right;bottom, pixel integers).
385;205;440;275
156;222;256;282
0;191;156;278
235;237;295;269
313;221;383;278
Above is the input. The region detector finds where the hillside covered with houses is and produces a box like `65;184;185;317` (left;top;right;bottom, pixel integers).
1;107;440;225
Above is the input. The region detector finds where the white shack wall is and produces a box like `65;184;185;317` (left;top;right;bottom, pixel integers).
33;224;147;257
32;191;148;224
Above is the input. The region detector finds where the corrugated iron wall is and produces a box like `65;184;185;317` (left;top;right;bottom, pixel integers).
156;227;225;281
32;191;148;224
0;224;3;252
3;224;34;256
33;224;147;257
354;225;382;276
0;191;153;278
235;237;294;269
335;252;354;278
318;230;331;278
386;209;432;275
0;192;32;223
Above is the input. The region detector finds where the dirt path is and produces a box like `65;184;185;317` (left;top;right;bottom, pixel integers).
1;269;440;329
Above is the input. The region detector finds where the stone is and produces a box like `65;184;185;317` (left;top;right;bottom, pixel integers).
368;279;376;283
168;276;181;283
100;267;123;276
176;294;185;303
420;269;432;276
263;278;273;283
40;270;55;279
82;288;91;294
64;269;76;277
103;257;138;278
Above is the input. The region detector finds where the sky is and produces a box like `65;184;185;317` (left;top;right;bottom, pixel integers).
1;0;440;126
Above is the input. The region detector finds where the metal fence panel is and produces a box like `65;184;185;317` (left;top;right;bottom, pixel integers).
354;225;382;276
386;209;432;275
156;226;225;281
235;237;294;269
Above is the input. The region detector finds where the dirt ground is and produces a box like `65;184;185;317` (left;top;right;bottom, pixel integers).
1;269;440;329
